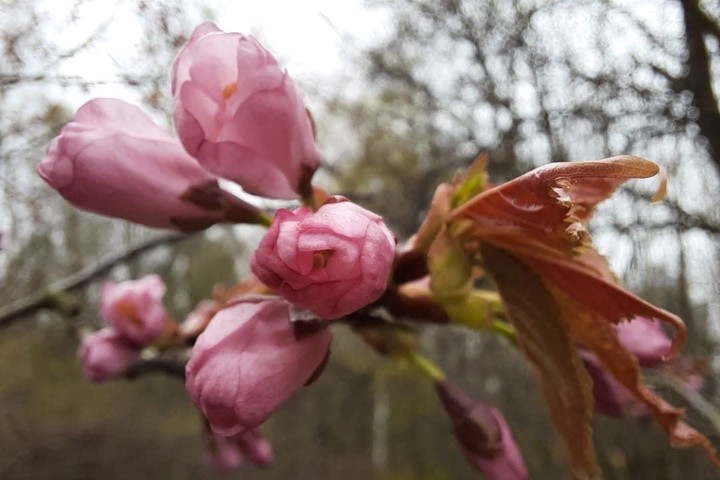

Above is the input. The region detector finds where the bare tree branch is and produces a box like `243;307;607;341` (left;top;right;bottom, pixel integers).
0;231;198;330
681;0;720;174
125;353;188;380
650;371;720;439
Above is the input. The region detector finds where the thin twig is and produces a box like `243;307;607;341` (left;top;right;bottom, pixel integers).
0;232;197;329
125;354;188;380
652;372;720;437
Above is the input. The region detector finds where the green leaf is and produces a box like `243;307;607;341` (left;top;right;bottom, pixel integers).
451;154;489;208
428;226;500;329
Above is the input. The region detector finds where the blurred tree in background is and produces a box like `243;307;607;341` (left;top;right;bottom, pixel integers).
328;2;720;477
2;0;720;478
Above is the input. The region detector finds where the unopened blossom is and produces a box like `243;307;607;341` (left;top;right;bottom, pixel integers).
172;22;321;199
616;316;671;367
38;98;236;231
582;318;671;417
580;350;636;417
435;380;528;480
78;328;140;382
203;430;244;474
101;275;168;346
235;429;274;467
178;300;221;340
202;428;273;474
251;198;396;319
186;297;332;436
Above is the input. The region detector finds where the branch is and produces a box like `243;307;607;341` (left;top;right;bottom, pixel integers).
619;187;720;235
651;371;720;439
681;0;720;174
0;73;161;89
0;231;198;329
125;353;188;380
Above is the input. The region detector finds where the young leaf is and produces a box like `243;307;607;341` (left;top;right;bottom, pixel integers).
451;155;661;253
451;156;718;469
481;245;600;480
549;284;720;467
450;156;686;354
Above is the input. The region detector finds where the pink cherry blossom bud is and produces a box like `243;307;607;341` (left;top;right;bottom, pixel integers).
435;380;528;480
236;429;274;467
616;316;671;367
185;297;332;436
578;319;671;417
202;430;244;474
101;275;168;346
78;328;140;382
172;22;321;199
580;350;636;417
201;427;273;473
251;199;396;319
179;300;221;340
38;98;260;231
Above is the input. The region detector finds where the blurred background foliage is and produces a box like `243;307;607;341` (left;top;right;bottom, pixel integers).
1;0;720;478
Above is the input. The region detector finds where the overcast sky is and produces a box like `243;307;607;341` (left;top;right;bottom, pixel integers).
36;0;391;108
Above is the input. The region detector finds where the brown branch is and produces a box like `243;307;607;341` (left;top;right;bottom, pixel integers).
0;232;198;330
125;353;188;380
0;73;148;88
681;0;720;174
649;371;720;439
630;188;720;234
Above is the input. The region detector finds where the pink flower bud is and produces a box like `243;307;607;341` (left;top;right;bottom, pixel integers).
185;297;332;436
616;316;671;367
179;300;221;340
580;350;636;417
38;98;232;231
101;275;168;345
236;429;274;467
201;427;273;474
172;23;321;199
577;319;671;417
578;319;672;417
435;380;528;480
78;328;139;382
202;430;244;474
251;199;396;319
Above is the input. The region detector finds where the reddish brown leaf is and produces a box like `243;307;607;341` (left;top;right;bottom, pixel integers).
409;183;454;254
449;156;718;471
392;183;453;284
481;244;599;480
516;251;686;360
381;277;450;323
549;284;720;468
450;156;686;355
451;155;660;252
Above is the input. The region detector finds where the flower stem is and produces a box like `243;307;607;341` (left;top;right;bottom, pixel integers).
490;320;517;344
301;192;319;211
407;352;446;382
656;372;720;437
258;211;273;227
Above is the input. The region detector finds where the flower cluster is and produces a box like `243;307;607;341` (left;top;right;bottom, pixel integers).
80;275;168;382
39;21;719;478
42;22;399;474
